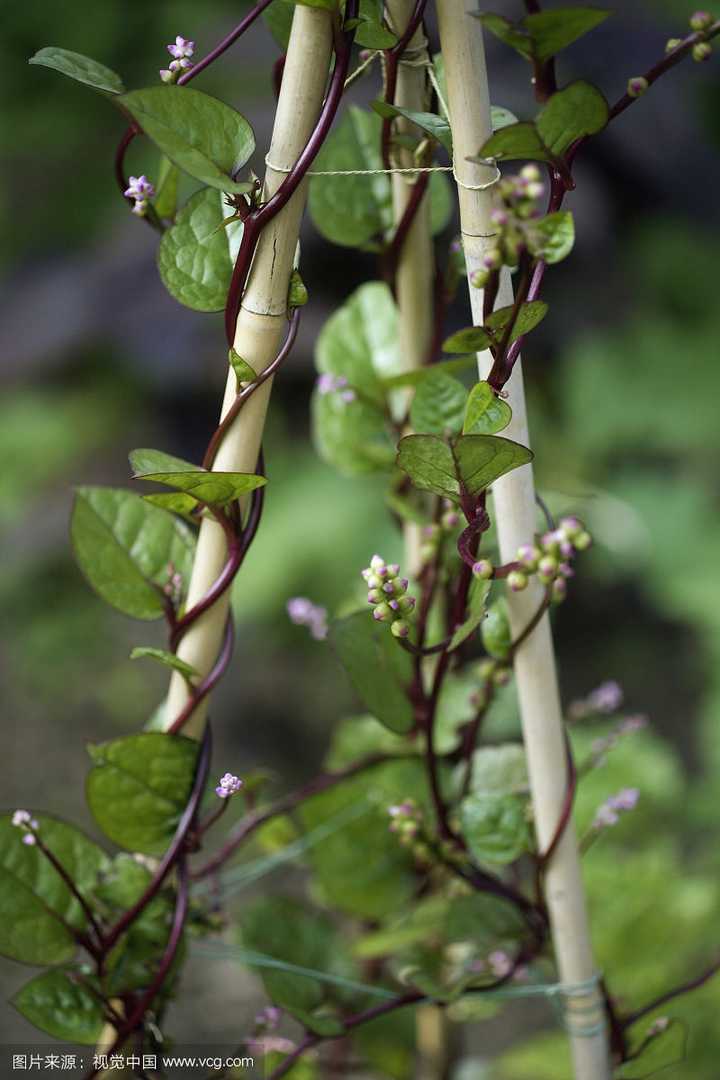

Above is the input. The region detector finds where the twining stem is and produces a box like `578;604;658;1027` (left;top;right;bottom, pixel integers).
435;4;611;1078
164;7;349;738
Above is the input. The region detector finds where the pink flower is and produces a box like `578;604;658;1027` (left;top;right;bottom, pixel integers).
286;597;328;641
167;36;195;60
215;773;243;799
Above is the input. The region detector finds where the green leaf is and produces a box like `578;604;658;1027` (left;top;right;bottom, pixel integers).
476;14;534;59
524;7;611;63
142;491;200;517
460;792;531;864
329;612;414;734
308;107;449;249
448;577;491;651
481;597;512;659
477;9;610;63
240;897;354;1017
477;121;549;164
71;487;196;620
153;156;180;219
0;815;108;966
288;268;309;308
229;348;258;383
95;853;152;910
130;646;198;681
29;47;125;94
397;434;532;503
527;210;575;264
461;744;529;796
158;187;244;312
264;0;295;49
454;434;533;496
130;447;267;505
485;300;548;344
312;282;399;475
410;371;467;436
536;80;608;156
13;969;104;1044
86;733;199;855
117;87;255;194
382;356;476;389
396;434;459;502
355;0;398;48
491;106;520;131
371;101;452;154
463;382;512;435
300;759;428;918
615;1018;686;1078
442;325;493;354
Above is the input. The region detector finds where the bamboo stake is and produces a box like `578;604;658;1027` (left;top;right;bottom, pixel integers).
435;4;611;1077
164;8;335;738
385;5;448;1073
386;0;434;574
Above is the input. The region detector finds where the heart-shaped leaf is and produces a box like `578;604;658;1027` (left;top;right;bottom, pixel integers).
71;487;196;620
454;434;533;496
86;732;199;855
158;187;244;312
485;300;548;345
118;86;255;194
464;382;512;435
527;210;575;264
0;815;108;966
371;101;452;154
130;447;266;506
329;612;414;734
476;121;549;164
13;969;105;1044
396;435;460;502
410;371;467;436
396;434;532;503
536;80;609;155
29;47;125;94
460;792;532;864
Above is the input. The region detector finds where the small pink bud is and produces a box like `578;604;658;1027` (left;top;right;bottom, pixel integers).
627;76;649;98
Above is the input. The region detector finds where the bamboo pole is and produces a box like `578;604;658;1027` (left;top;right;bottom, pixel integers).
435;4;611;1077
386;0;434;575
164;8;335;738
385;6;448;1073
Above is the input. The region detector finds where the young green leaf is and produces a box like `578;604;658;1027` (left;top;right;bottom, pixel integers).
129;447;266;505
329;612;414;734
410;371;467;436
485;300;548;344
524;7;612;63
312;394;394;476
229;348;258;383
130;646;198;682
448;577;491;651
29;47;125;94
463;382;512;435
371;101;452;154
442;325;494;354
396;435;460;502
476;14;534;59
13;970;104;1044
142;491;201;518
158;187;244;312
117;87;255;194
382;355;476;388
71;487;196;620
454;435;533;496
536;80;609;156
527;210;575;264
476;121;549;164
0;814;108;966
264;0;295;48
460;743;529;796
460;792;532;864
86;732;199;855
288;268;309;308
355;0;398;48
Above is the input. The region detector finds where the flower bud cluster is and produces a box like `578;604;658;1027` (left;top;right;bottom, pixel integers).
163;562;184;606
316;373;356;404
588;714;647;767
123;175;155;218
362;555;416;638
387;799;433;864
160;36;195;83
12;809;39;846
470;165;545;286
592;787;639;830
215;772;243;799
568;679;624;721
507;516;592;604
666;12;714;61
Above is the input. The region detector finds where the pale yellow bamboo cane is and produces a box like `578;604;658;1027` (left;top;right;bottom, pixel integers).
164;9;334;738
386;0;434;576
435;3;611;1077
385;4;447;1073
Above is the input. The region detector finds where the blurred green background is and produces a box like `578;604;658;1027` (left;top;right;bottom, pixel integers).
2;0;720;1076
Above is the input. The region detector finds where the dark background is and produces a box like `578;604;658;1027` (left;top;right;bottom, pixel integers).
2;1;720;1076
